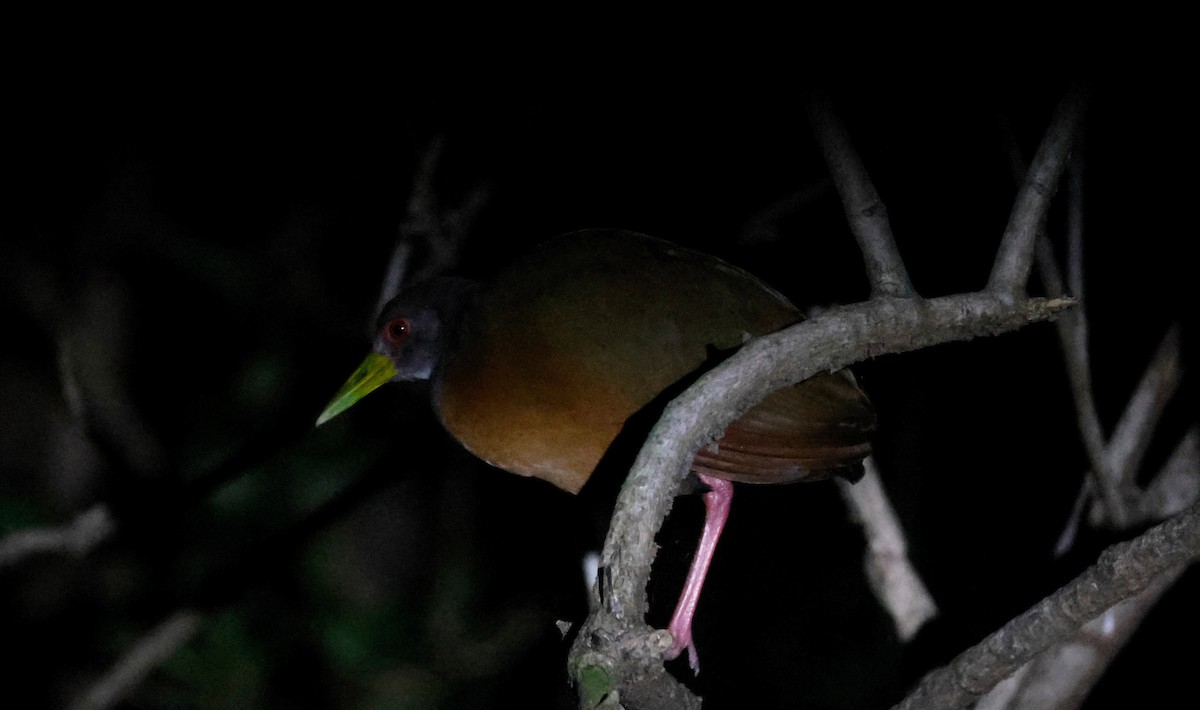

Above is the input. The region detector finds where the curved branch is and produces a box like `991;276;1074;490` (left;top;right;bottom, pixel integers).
568;292;1074;702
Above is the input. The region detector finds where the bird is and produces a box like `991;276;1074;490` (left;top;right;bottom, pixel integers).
317;229;875;671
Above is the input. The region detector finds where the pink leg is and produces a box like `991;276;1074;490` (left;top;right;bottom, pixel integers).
664;472;732;673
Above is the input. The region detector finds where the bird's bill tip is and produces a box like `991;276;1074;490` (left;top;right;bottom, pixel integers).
316;352;398;426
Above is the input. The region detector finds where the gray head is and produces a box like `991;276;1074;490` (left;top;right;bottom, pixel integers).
372;277;478;381
316;276;477;425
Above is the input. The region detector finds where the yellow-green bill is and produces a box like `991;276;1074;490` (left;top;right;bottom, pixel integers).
316;352;398;426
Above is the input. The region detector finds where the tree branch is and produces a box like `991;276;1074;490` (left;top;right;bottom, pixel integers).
999;129;1192;706
568;293;1073;705
1036;229;1123;524
979;427;1199;709
808;92;914;298
837;458;938;641
1138;427;1200;522
989;83;1089;296
374;135;489;326
0;504;114;568
1027;125;1138;529
892;498;1200;710
65;610;206;710
571;86;1091;706
1105;325;1184;491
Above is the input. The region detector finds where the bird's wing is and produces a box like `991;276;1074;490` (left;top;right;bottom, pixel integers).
692;371;875;484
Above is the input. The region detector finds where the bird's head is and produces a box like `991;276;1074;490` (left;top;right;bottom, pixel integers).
316;277;476;426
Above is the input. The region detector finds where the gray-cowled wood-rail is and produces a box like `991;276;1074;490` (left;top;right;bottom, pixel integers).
317;229;875;669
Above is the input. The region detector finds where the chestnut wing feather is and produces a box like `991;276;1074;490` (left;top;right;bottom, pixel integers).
692;371;875;484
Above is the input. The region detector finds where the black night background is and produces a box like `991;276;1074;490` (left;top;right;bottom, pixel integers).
4;53;1196;709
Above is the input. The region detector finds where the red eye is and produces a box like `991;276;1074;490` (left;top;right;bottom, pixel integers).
383;317;411;345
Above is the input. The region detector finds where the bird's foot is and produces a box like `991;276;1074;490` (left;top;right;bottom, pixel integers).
665;619;701;673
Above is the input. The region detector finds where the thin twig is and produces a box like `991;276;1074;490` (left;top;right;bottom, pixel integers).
374;137;444;321
1029;133;1128;526
374;239;414;332
837;458;938;641
66;610;206;710
1137;427;1200;522
1037;232;1122;523
1066;133;1085;302
0;504;115;568
808;93;914;298
989;83;1089;296
1105;325;1184;488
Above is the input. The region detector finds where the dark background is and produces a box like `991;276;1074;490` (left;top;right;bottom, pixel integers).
4;57;1196;709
